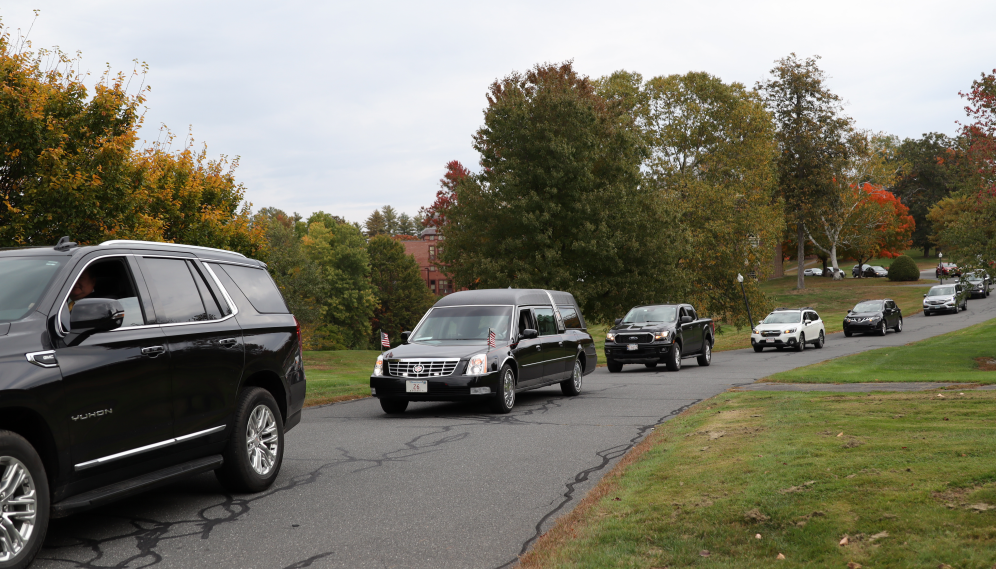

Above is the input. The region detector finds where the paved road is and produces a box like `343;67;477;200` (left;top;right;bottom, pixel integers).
34;287;996;569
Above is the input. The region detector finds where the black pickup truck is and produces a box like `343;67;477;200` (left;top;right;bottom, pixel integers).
603;303;714;372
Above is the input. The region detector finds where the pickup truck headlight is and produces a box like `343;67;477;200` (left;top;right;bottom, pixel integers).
654;330;670;341
783;328;797;334
373;354;384;376
605;332;616;342
468;353;488;375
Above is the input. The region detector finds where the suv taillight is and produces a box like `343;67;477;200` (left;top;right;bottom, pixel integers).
294;316;303;354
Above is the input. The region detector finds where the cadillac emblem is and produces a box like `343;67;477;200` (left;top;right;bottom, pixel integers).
413;364;424;373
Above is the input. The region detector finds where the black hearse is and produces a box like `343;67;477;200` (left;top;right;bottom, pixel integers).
369;289;596;414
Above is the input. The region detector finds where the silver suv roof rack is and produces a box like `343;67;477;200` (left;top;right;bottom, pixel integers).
99;240;247;258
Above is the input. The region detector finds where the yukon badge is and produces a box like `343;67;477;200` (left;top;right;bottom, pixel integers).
72;408;113;421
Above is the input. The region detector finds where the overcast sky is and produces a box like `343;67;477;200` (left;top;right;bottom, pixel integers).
3;1;994;224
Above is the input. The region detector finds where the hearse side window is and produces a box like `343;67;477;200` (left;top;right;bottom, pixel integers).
142;258;215;323
534;307;558;336
558;305;582;329
218;264;289;314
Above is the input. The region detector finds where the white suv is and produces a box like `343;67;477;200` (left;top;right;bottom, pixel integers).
751;308;826;352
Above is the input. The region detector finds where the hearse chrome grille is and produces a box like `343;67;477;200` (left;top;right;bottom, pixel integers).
618;333;653;344
387;359;460;378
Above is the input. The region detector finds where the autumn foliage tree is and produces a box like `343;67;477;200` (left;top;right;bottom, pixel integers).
419;160;469;230
836;183;914;270
0;21;263;256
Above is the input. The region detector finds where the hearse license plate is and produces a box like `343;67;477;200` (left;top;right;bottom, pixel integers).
627;344;638;351
406;380;427;393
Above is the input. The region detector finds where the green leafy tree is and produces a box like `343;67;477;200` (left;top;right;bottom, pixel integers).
364;209;387;237
256;208;324;328
637;71;782;327
396;212;419;236
381;205;399;235
757;54;853;289
367;235;435;346
443;61;687;322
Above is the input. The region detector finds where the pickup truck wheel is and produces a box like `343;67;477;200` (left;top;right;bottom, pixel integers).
607;361;622;373
665;344;681;371
0;431;49;569
644;362;658;369
561;358;583;396
380;398;409;414
490;365;516;413
216;387;284;493
795;333;805;352
696;339;712;366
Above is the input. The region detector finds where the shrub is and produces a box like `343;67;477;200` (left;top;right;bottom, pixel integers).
887;255;920;281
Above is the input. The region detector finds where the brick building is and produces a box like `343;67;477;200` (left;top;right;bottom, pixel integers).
402;227;454;296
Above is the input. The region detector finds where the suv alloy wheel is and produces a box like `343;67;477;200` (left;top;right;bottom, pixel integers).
216;388;285;493
0;431;49;569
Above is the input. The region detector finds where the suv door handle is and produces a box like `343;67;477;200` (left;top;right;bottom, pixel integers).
535;345;542;350
141;345;166;357
218;338;238;347
558;341;564;346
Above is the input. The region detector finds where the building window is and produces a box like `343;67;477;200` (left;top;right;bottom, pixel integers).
439;280;453;294
430;279;436;293
429;245;435;260
429;266;436;271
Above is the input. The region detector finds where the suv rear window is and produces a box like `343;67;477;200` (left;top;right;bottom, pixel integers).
0;258;64;322
217;264;289;314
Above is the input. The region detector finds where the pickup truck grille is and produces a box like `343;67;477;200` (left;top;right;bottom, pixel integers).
616;333;653;344
387;359;460;378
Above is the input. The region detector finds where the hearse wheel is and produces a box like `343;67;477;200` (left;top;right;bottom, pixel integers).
490;364;516;414
561;358;583;396
380;398;409;414
216;387;285;493
0;430;49;569
665;343;682;371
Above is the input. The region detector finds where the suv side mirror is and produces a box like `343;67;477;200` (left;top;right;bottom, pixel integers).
400;331;410;343
680;315;692;324
520;329;538;340
923;293;928;298
847;309;852;314
614;318;622;325
70;298;125;334
804;319;811;325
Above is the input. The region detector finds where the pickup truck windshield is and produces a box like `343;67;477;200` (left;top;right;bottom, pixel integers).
761;312;801;324
928;286;955;296
0;258;65;322
621;306;676;324
410;306;513;344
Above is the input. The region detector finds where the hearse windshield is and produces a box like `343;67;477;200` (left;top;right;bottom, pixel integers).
410;305;513;344
621;305;676;324
0;257;65;323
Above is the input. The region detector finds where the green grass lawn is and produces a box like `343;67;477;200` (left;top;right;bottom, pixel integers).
765;316;996;384
520;389;996;569
303;350;379;406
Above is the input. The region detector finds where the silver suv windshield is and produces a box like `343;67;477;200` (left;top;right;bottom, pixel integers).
621;305;677;324
928;286;955;296
761;312;801;324
0;257;65;323
410;306;513;344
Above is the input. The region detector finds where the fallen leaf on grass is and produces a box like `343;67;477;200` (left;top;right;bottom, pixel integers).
847;563;862;569
699;550;710;557
744;508;770;522
839;536;849;546
700;446;710;451
846;474;857;479
938;564;952;569
937;394;945;398
843;439;864;449
968;503;995;511
869;531;889;541
755;533;762;539
776;553;785;560
837;432;844;437
708;430;726;440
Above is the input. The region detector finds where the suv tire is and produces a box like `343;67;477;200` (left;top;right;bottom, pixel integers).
0;430;50;569
561;358;583;396
894;318;903;333
490;365;516;414
815;330;825;349
216;387;285;493
752;344;763;353
795;333;805;352
380;398;409;414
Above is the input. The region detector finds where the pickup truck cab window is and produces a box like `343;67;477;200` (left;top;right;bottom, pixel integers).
621;305;676;323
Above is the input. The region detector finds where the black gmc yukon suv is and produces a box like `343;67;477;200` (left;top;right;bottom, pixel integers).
370;289;597;414
604;303;714;372
0;239;305;568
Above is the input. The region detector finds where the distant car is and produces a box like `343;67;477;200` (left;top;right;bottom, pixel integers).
861;265;888;278
843;299;903;336
803;267;823;276
825;268;846;280
964;271;991;298
750;307;825;352
923;283;969;315
936;262;960;278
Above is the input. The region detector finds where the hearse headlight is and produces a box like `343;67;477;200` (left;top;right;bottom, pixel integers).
654;330;670;342
373;354;384;376
468;353;488;375
606;332;616;342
